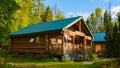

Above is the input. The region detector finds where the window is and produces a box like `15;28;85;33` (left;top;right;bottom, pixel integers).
53;38;57;43
35;36;40;43
29;37;35;43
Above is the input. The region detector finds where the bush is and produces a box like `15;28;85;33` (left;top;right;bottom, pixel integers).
93;60;120;68
34;53;50;60
88;53;98;61
10;53;19;57
0;49;9;57
0;56;6;64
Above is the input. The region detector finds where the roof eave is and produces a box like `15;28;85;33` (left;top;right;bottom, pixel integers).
10;29;62;37
93;41;105;43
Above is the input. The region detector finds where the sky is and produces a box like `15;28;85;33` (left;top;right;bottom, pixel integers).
43;0;120;19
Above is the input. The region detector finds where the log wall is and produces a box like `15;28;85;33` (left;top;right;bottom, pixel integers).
10;35;46;53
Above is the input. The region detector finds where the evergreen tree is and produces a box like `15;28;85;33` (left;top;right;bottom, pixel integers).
117;12;120;32
55;10;64;20
118;12;120;22
31;0;45;24
104;10;109;32
105;12;120;57
43;6;53;22
111;23;120;57
86;18;93;32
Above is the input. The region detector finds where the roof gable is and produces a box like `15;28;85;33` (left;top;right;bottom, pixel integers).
94;33;105;42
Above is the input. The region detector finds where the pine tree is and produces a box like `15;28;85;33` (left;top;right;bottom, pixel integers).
117;12;120;32
31;0;45;24
43;6;53;22
104;10;109;32
105;13;120;57
55;10;64;20
86;18;93;32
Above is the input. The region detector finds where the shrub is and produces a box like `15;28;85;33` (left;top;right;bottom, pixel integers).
0;49;9;57
88;53;98;61
93;60;120;68
34;53;50;60
10;53;19;57
0;56;6;64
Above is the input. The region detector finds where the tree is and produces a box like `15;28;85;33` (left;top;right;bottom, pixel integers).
43;6;53;22
111;23;120;57
0;0;19;48
105;12;120;57
31;0;45;24
118;12;120;22
89;12;96;33
95;8;102;32
55;10;64;20
104;10;109;32
10;0;45;32
11;0;35;30
117;12;120;32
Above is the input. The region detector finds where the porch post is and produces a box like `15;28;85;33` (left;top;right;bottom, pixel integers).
73;36;75;54
84;37;86;54
90;40;93;53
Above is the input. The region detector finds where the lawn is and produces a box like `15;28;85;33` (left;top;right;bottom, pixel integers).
1;56;96;68
1;54;120;68
8;62;95;68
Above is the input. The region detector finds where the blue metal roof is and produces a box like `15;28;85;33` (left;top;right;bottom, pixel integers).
11;16;82;36
94;33;105;42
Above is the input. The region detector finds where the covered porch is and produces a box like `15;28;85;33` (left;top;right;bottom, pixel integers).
63;30;93;55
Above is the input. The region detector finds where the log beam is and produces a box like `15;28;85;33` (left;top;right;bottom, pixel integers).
85;36;92;40
79;21;81;31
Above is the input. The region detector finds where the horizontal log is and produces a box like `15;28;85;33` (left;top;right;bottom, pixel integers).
12;45;45;47
12;42;46;45
10;48;45;51
10;50;45;53
85;36;92;40
50;43;62;45
10;48;45;53
75;31;85;36
11;46;45;49
65;30;85;37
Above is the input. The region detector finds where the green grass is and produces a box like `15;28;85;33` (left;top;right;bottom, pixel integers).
0;64;15;68
10;62;95;68
2;55;96;68
2;55;119;68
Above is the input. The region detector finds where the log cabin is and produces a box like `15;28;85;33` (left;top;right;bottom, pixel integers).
10;16;94;59
93;33;105;56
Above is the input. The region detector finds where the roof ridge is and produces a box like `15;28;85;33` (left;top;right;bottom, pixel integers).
35;16;81;25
